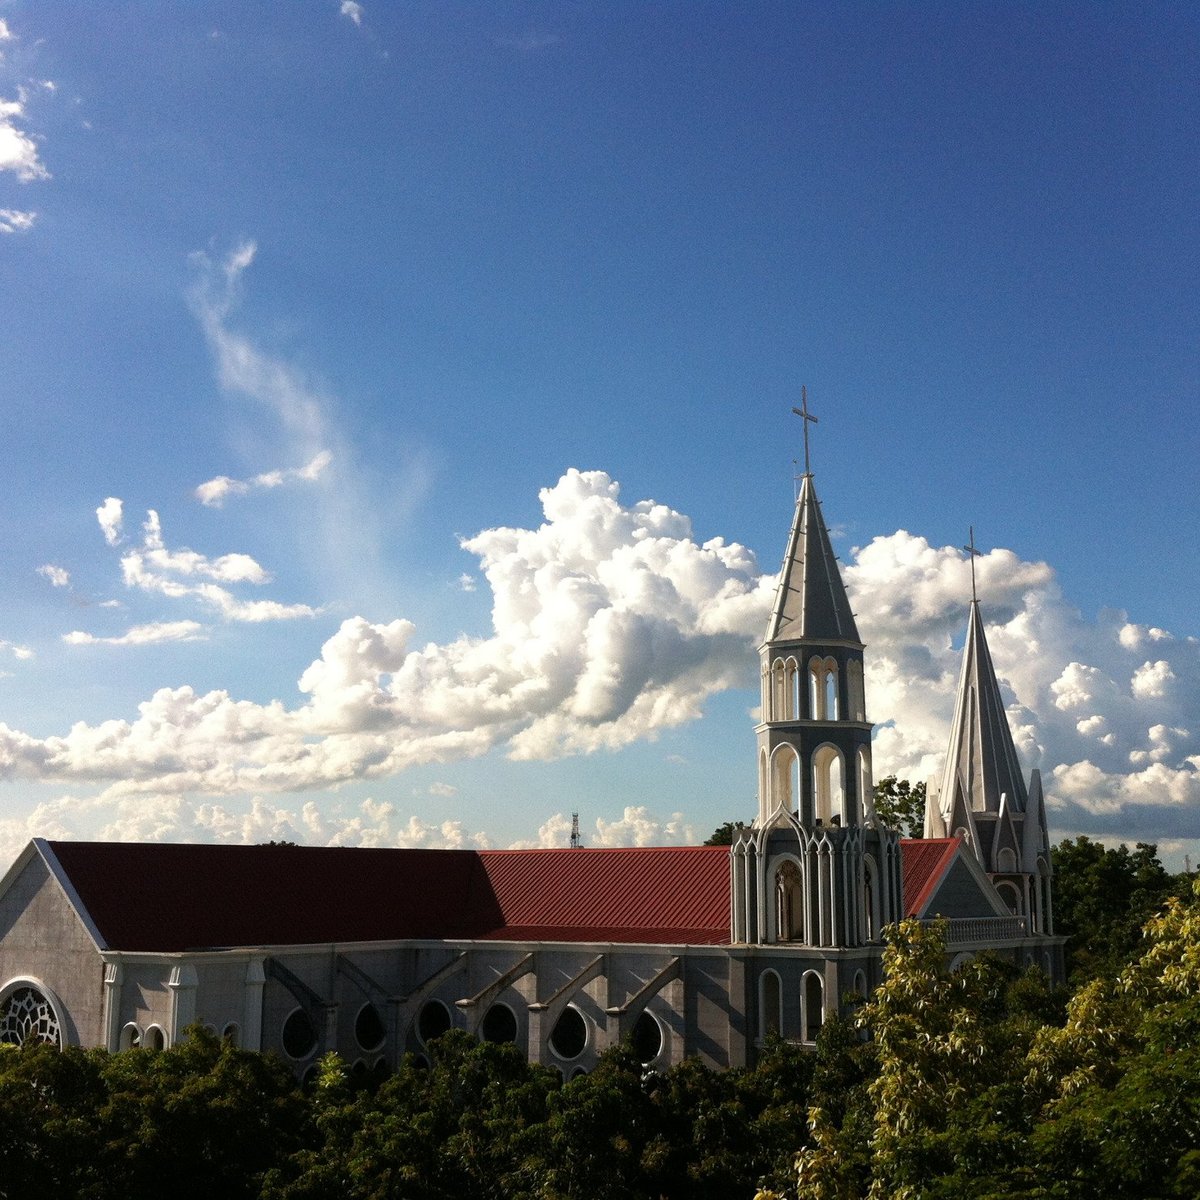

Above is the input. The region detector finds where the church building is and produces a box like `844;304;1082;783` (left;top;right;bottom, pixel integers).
0;449;1064;1076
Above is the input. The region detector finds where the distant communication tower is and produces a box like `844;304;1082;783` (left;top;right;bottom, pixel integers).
569;812;583;850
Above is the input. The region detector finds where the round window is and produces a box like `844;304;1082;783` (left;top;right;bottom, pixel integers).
355;1003;386;1051
282;1009;318;1059
631;1012;663;1064
480;1003;517;1044
417;1000;451;1046
549;1006;587;1060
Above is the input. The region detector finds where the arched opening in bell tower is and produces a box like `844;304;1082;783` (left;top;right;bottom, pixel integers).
812;744;845;825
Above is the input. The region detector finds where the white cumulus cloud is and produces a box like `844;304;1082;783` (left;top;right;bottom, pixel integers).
96;498;123;546
0;93;49;181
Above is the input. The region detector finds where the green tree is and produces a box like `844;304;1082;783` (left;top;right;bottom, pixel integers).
871;777;926;838
704;821;739;846
1051;836;1179;982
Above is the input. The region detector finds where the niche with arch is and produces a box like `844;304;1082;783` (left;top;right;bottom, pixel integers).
770;745;801;815
775;859;804;942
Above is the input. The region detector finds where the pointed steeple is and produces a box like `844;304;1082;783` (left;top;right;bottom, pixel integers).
764;475;860;645
936;601;1029;828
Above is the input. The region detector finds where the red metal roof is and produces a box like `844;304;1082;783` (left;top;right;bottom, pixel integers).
42;840;731;953
899;838;961;917
479;846;731;945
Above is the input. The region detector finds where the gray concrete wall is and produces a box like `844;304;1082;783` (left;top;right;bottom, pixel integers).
0;852;105;1047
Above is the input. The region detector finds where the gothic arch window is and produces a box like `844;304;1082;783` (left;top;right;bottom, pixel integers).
772;659;787;721
786;657;800;719
758;748;768;818
997;847;1017;872
857;747;872;825
775;859;804;942
770;745;801;815
801;971;824;1042
863;854;879;942
823;658;839;720
759;970;782;1039
144;1025;167;1051
812;744;845;825
120;1022;142;1050
809;658;825;719
847;659;865;721
222;1023;240;1047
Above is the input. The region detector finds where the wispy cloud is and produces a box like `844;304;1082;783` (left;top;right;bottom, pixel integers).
339;2;364;28
63;621;206;648
195;450;333;507
0;208;35;234
187;240;422;613
0;640;33;661
36;564;70;588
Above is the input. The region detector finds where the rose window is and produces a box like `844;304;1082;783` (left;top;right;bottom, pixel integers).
0;986;62;1048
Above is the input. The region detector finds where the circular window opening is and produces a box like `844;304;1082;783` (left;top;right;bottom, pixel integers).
0;985;62;1048
282;1009;318;1059
631;1012;663;1064
481;1003;517;1044
549;1005;587;1060
417;1000;451;1046
356;1002;386;1051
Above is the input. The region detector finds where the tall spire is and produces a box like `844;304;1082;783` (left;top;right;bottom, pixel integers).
936;601;1029;826
764;474;860;645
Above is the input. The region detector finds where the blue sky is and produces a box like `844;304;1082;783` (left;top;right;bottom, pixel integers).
1;3;1197;866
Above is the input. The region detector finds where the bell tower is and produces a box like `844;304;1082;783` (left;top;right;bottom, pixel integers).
732;396;902;949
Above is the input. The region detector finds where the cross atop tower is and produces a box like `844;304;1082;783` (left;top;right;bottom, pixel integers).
963;525;983;604
791;386;818;477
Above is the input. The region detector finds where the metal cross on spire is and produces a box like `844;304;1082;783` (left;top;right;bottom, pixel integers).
963;525;983;604
791;386;818;477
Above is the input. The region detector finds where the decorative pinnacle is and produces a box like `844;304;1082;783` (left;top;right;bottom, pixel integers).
963;525;983;604
791;386;818;477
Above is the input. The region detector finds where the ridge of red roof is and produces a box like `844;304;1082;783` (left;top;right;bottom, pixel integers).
899;838;961;917
42;840;731;953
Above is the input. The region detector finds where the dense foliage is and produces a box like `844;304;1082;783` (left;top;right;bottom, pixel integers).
0;842;1194;1199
